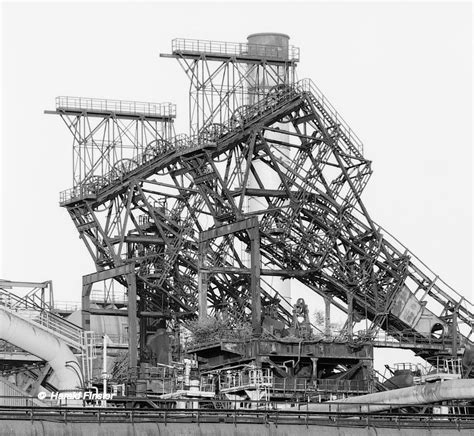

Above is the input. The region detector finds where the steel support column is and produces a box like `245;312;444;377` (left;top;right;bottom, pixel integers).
198;240;209;320
347;292;354;337
126;272;138;370
81;283;92;332
324;296;331;339
248;225;262;335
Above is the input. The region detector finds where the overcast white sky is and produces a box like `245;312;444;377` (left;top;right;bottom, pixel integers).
1;1;472;313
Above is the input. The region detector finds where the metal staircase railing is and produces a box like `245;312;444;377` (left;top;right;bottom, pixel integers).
349;205;474;334
0;304;83;352
80;331;97;386
296;78;364;156
0;289;84;352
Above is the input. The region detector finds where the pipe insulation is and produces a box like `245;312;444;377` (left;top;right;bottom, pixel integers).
0;308;82;391
338;378;474;413
293;379;474;414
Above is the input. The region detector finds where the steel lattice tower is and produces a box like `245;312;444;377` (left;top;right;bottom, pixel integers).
50;36;474;383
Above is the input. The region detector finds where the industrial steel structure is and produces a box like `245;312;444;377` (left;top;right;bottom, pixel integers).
42;34;473;401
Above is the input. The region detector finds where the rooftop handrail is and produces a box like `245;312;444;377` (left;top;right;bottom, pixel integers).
172;38;300;62
56;96;177;118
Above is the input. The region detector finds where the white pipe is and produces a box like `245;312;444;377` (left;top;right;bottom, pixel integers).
0;308;82;392
284;379;474;413
335;378;474;413
102;334;107;407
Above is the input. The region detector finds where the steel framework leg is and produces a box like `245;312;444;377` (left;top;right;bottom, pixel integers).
127;273;138;370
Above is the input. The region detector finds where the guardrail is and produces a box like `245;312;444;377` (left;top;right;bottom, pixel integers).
0;303;83;351
56;97;176;118
53;301;80;312
297;78;364;155
272;378;369;394
221;370;273;391
349;204;474;336
0;288;83;347
90;289;128;305
0;402;472;428
172;38;300;62
18;309;83;349
89;333;128;347
59;134;196;205
354;329;463;350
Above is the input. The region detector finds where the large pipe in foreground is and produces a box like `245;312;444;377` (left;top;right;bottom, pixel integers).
283;379;474;413
336;378;474;413
0;308;82;392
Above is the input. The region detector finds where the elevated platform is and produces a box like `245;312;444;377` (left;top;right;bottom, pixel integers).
166;38;300;63
52;97;176;121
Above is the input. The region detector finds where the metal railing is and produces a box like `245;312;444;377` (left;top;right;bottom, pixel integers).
349;204;474;335
16;309;83;350
297;78;364;155
172;38;300;62
0;286;53;312
354;329;461;350
53;301;80;312
220;369;273;391
0;297;83;351
272;378;369;394
59;134;197;205
56;96;177;118
89;333;128;347
1;402;472;427
90;289;128;305
59;184;101;205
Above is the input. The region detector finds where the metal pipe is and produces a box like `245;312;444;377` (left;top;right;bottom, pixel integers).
288;378;474;413
294;341;302;371
102;335;107;407
0;308;82;392
336;378;474;413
